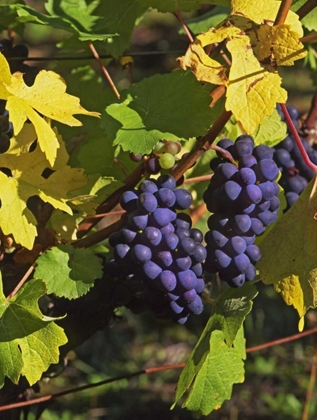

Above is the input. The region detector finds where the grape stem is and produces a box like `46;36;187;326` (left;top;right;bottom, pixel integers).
174;9;194;43
296;0;317;20
302;92;317;133
280;103;317;172
211;144;238;166
6;263;36;299
274;0;293;25
88;41;120;100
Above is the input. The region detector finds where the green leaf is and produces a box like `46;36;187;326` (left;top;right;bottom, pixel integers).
93;0;149;57
0;278;67;387
252;109;287;147
102;71;219;155
258;176;317;331
174;283;255;414
137;0;230;13
213;282;258;345
34;245;103;299
12;1;116;41
175;328;245;416
180;6;229;35
292;0;317;31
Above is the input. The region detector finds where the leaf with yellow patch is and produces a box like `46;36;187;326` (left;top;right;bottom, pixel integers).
0;53;100;165
253;24;306;66
258;177;317;330
226;36;287;133
231;0;303;36
0;132;87;249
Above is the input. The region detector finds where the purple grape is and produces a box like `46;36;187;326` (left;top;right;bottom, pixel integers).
189;228;203;243
155;188;176;207
177;270;197;290
195;277;205;293
120;191;138;211
242;184;262;204
191;263;203;277
217;162;238;180
175;256;192;271
239;154;257;168
156;251;173;267
157;270;177;292
174;189;193;209
156;174;176;190
162;232;179;250
245;244;261;262
231;214;251;233
170;301;184;314
114;244;130;260
138;180;158;194
128;211;149;230
253;145;274;160
150;208;176;227
245;264;256;281
143;261;162;279
255;159;279;182
121;228;137;243
187;295;203;314
183;289;198;303
142;226;162;247
214;249;231;268
132;244;152;263
221;180;242;201
137;192;158;213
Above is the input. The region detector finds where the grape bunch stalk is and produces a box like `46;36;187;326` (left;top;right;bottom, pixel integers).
107;174;206;324
203;135;280;287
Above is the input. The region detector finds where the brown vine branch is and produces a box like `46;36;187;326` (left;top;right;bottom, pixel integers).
174;10;194;43
0;363;185;413
300;34;317;43
296;0;317;20
2;326;317;413
274;0;293;25
246;326;317;353
88;41;120;100
6;263;36;299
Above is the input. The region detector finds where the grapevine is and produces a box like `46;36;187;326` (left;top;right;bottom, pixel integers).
0;1;316;419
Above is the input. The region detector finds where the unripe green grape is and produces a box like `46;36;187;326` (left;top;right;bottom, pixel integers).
159;153;175;169
164;141;180;156
154;141;165;153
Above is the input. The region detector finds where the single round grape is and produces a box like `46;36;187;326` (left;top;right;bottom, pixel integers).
189;228;203;243
245;244;261;262
132;244;152;263
233;253;250;272
195;277;205;294
151;208;176;227
129;152;143;162
156;174;176;190
109;231;122;247
160;223;175;235
143;261;162;279
156;250;173;267
155;187;176;207
224;236;247;256
128;211;149;230
175;256;192;271
145;157;161;174
216;138;234;152
239;154;257;168
245;264;256;281
177;270;197;290
227;273;246;287
114;244;130;260
187;295;203;314
250;218;265;235
231;214;251;233
205;230;228;248
217;162;238;180
285;191;299;207
174;213;192;230
163;141;181;156
183;289;198;303
258;181;277;200
214;249;231;268
120;190;138;211
154;141;165;153
237;167;256;185
162;232;179;250
174;189;193;209
242;184;262;204
138;180;158;194
257;210;275;226
192;244;207;263
255;159;279;182
253;145;274;160
142;226;162;246
258;200;270;212
121;228;137;243
221;180;242;202
232;139;253;158
137;192;158;213
170;300;184;314
157;270;177;292
12;43;29;58
159;153;175;169
287;105;299;120
274;148;292;167
269;196;280;211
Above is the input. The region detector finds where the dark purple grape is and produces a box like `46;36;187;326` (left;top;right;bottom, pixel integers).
245;245;261;262
132;244;152;263
175;256;192;271
121;228;137;243
157;270;177;292
177;270;197;290
156;174;176;190
143;261;162;279
138;180;158;194
150;208;176;227
120;190;138;211
221;180;242;201
242;184;262;204
156;251;173;267
114;244;130;260
189;228;203;243
174;189;193;209
146;157;160;174
128;211;149;230
137;192;158;213
187;295;203;314
142;227;162;246
183;289;198;303
255;159;279;182
214;249;231;268
285;191;299;206
155;188;176;207
239;154;257;168
253;145;274;160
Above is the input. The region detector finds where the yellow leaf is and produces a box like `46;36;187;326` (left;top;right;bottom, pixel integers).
0;131;87;249
0;53;100;166
258;177;317;330
231;0;303;36
253;24;306;66
226;36;287;133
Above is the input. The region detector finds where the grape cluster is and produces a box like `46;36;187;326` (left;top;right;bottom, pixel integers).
274;105;317;208
203;135;280;287
107;174;206;324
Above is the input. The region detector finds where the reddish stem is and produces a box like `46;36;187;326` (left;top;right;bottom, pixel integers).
280;103;317;172
6;263;36;299
88;41;120;99
274;0;293;25
296;0;317;20
174;10;194;43
300;34;317;43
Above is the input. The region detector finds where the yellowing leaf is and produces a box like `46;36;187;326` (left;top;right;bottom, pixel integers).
253;24;306;66
231;0;303;36
0;131;87;249
258;177;317;330
226;36;287;133
178;27;241;85
0;53;100;165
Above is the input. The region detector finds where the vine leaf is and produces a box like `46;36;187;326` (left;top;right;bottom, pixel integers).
252;109;287;147
258;177;317;331
0;127;87;249
137;0;230;13
11;0;116;41
0;53;100;165
102;71;218;155
0;277;67;387
174;283;256;415
292;0;317;32
174;328;245;416
34;245;103;299
179;0;305;133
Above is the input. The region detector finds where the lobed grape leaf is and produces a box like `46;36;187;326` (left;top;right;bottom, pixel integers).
34;245;103;299
0;277;67;387
179;0;305;133
11;0;116;41
102;71;218;155
0;125;87;249
174;283;256;415
0;53;99;166
258;177;317;331
174;327;245;416
252;109;287;147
